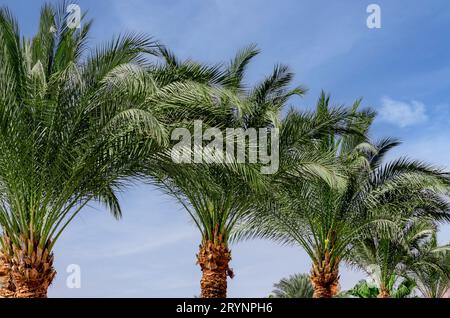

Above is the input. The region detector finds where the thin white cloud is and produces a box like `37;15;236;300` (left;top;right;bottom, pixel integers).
386;135;450;170
105;230;196;258
111;0;362;76
80;227;198;259
379;96;428;127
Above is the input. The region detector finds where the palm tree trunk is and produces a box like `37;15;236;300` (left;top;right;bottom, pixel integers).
377;287;390;298
197;240;233;298
3;237;56;298
0;254;14;298
310;261;340;298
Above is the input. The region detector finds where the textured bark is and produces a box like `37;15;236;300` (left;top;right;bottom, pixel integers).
197;239;233;298
310;259;340;298
3;236;56;298
0;254;15;298
377;287;390;298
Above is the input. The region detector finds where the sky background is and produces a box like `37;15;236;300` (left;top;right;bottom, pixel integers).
1;0;450;297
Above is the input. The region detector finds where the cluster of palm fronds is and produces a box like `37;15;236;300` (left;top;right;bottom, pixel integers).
0;2;449;298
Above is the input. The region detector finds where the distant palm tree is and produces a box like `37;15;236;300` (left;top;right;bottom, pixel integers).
239;95;450;298
269;273;314;298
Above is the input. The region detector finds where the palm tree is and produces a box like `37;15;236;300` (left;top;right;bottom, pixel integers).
0;2;229;297
0;2;164;297
348;217;447;297
149;157;265;298
269;273;314;298
239;94;450;298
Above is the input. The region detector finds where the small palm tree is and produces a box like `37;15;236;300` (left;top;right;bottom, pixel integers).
269;273;314;298
408;235;450;298
345;278;415;298
348;217;447;298
240;94;450;298
345;280;379;298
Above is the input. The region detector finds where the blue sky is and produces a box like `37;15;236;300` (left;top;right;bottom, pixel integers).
2;0;450;297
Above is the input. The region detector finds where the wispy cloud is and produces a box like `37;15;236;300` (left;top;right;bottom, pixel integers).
105;230;196;258
387;134;450;170
79;227;197;259
379;96;428;127
111;0;363;78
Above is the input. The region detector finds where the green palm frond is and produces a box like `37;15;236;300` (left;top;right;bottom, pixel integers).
220;43;259;91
